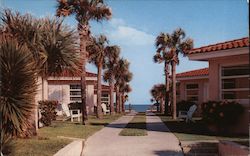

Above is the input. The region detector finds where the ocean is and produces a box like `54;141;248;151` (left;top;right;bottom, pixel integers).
125;104;151;112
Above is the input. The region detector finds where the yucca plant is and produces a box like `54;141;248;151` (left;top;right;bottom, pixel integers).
0;36;37;150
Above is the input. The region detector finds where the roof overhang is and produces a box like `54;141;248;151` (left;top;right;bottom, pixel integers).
177;75;208;81
187;47;249;61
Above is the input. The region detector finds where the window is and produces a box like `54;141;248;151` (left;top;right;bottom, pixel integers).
70;84;81;90
101;93;109;105
221;65;249;100
70;84;81;102
186;84;199;102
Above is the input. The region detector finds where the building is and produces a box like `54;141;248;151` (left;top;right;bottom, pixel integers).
34;70;113;128
177;37;249;134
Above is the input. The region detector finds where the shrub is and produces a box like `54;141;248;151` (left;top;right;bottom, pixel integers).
177;100;196;112
202;101;244;130
0;36;38;149
39;100;58;126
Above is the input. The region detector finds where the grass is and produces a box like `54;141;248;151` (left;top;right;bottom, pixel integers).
6;114;122;156
119;112;147;136
158;114;249;146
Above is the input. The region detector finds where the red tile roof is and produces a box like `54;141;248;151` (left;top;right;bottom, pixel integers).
53;70;97;77
176;68;208;78
188;37;249;54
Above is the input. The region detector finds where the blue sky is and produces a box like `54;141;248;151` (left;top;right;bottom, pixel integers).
1;0;248;104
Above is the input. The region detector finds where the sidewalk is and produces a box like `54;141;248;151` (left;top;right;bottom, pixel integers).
83;112;183;156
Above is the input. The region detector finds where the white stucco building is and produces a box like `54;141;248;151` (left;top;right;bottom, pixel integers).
34;71;112;128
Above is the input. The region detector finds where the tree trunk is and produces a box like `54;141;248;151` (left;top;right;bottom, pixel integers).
164;62;170;116
115;86;120;113
109;75;115;115
121;94;125;113
172;61;177;119
78;23;90;124
160;98;164;113
97;63;103;119
119;93;122;113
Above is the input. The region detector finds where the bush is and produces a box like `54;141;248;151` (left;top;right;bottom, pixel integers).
39;100;58;126
202;101;244;130
177;100;196;112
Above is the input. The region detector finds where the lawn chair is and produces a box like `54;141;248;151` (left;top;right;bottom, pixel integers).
101;103;110;115
185;105;197;123
70;109;81;122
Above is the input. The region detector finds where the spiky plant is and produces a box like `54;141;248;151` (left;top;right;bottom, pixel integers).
56;0;112;124
0;36;37;148
39;17;80;77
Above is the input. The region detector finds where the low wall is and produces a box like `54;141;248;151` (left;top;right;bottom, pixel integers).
219;140;249;156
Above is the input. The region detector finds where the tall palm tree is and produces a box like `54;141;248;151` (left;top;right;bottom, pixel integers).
150;84;166;113
154;33;173;115
114;58;131;113
103;45;120;114
87;35;109;118
56;0;112;124
166;28;193;119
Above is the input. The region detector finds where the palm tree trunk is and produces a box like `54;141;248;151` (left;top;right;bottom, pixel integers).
171;61;177;119
78;23;89;124
97;63;103;119
109;75;115;115
115;86;120;113
164;62;170;115
160;98;164;113
119;92;122;113
122;94;125;113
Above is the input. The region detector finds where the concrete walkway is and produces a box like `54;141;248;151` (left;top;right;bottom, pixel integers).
83;112;183;156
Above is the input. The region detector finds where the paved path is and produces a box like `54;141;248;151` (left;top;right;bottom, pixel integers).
83;112;183;156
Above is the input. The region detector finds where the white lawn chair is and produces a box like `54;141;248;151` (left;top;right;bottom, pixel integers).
185;105;197;123
101;103;110;115
70;109;81;122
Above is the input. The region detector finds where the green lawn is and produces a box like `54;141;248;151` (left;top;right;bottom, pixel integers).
6;114;122;156
119;113;147;136
158;114;249;145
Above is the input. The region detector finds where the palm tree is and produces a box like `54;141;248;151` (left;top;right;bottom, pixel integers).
165;28;193;119
0;35;38;148
154;33;173;115
56;0;112;124
150;84;166;113
120;84;132;113
1;10;80;132
87;35;110;118
114;58;131;113
103;45;120;114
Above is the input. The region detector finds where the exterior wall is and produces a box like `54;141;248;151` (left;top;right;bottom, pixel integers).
178;78;209;115
86;84;95;114
48;84;70;115
208;54;249;103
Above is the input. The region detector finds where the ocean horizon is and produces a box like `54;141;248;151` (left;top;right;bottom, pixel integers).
125;104;151;112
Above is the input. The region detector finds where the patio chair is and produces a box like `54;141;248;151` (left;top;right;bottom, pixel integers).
185;104;197;123
101;103;110;115
70;109;81;122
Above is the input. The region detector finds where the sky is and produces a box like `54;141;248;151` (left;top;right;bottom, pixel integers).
1;0;248;104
